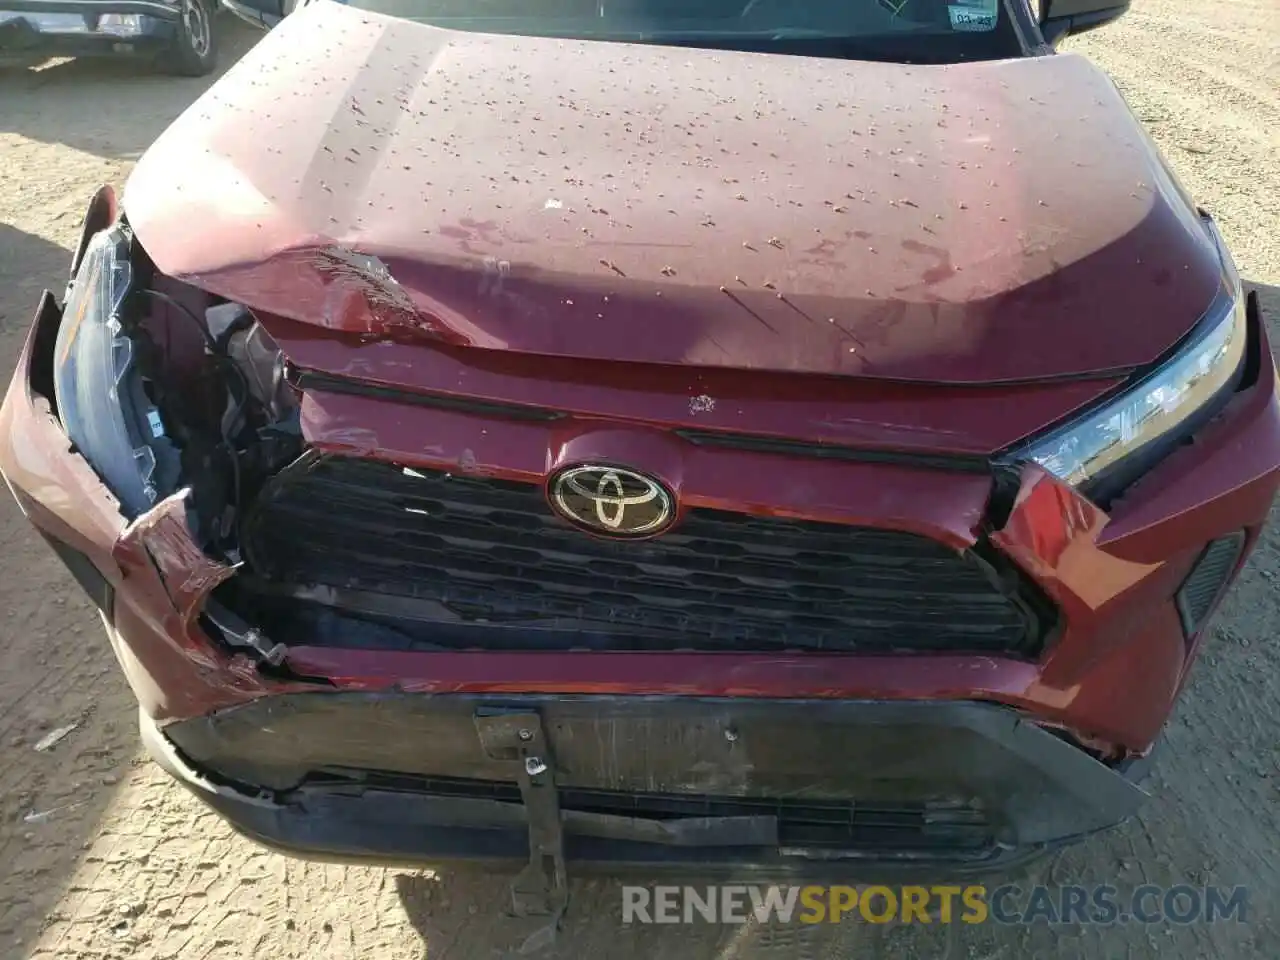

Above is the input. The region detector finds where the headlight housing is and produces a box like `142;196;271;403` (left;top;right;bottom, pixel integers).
1008;274;1247;499
53;226;173;517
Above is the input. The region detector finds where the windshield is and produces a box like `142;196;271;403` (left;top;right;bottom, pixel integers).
338;0;1026;63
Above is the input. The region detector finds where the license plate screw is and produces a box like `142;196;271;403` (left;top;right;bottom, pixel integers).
518;728;534;741
525;756;548;776
724;728;739;743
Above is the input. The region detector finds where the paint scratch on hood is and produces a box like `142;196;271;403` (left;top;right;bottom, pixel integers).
312;246;420;332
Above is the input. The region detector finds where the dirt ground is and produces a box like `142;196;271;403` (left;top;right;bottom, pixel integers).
1;4;1278;958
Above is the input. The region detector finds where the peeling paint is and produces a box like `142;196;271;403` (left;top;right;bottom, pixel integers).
315;246;418;325
992;464;1156;612
479;255;512;296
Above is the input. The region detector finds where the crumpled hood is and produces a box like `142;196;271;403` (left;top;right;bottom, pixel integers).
125;1;1223;383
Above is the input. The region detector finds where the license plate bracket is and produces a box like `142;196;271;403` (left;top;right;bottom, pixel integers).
474;709;568;952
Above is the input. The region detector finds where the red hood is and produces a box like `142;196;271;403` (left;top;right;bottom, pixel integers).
125;2;1222;384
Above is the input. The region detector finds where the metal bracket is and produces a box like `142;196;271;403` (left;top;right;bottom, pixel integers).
475;710;568;953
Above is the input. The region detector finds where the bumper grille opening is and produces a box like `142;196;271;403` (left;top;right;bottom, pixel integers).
238;455;1047;655
304;770;997;855
1176;533;1245;637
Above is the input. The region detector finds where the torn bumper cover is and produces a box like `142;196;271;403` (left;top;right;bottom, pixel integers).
144;693;1154;876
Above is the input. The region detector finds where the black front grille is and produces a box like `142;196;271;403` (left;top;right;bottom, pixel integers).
306;770;996;856
241;456;1042;654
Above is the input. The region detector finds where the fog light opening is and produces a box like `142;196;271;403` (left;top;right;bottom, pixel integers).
1175;533;1246;639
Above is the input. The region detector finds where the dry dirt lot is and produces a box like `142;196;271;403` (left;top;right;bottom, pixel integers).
1;4;1278;958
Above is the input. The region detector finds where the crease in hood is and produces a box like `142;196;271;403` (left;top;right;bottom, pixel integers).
123;1;1224;383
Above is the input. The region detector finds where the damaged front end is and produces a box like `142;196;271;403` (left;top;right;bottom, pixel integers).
6;188;1280;928
95;229;305;662
1;189;306;676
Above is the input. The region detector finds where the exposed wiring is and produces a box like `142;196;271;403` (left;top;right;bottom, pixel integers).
136;287;255;523
134;287;219;352
135;287;254;413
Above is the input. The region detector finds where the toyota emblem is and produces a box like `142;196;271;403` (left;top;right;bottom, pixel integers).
549;465;674;537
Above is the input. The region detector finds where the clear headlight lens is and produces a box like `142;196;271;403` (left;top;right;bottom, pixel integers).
1017;278;1247;490
53;227;162;517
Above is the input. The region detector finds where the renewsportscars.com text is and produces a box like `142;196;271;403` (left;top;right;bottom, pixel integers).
622;884;1249;926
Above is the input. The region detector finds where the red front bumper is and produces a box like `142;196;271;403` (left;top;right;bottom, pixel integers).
3;288;1279;757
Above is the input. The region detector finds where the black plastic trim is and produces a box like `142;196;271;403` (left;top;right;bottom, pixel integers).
674;428;993;473
1041;3;1131;44
239;454;1046;656
69;188;116;281
147;696;1149;875
27;291;62;410
291;369;566;422
1175;533;1245;639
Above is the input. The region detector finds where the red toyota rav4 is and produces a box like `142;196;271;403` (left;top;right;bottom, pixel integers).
3;0;1278;921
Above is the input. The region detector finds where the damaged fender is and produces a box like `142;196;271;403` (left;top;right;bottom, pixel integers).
0;284;279;721
114;489;237;627
991;465;1176;754
112;490;293;671
992;464;1157;621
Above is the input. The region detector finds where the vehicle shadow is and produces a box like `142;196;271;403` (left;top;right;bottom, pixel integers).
392;824;1267;959
0;222;143;953
392;869;876;959
390;865;1005;958
0;223;72;372
0;16;261;161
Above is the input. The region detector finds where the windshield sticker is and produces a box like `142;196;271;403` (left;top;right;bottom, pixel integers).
948;0;998;31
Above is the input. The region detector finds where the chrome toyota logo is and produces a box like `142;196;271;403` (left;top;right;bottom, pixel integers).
549;465;674;537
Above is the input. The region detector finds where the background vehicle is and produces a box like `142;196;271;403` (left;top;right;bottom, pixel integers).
221;0;292;28
0;0;219;74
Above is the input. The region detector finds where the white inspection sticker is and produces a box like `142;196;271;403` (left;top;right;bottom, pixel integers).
948;0;998;31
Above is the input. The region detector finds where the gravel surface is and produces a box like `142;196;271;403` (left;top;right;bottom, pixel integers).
1;5;1277;958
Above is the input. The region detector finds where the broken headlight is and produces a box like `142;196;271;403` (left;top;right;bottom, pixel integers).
1014;275;1247;497
53;226;173;517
